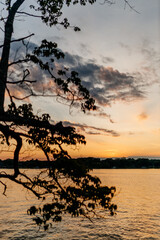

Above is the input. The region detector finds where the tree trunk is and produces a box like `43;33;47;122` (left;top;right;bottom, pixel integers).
0;0;25;114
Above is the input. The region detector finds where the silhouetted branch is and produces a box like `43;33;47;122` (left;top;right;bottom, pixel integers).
101;0;140;13
7;79;36;84
0;173;42;198
0;33;34;48
7;69;36;85
0;180;7;195
8;58;30;66
123;0;140;13
17;11;42;18
0;26;4;32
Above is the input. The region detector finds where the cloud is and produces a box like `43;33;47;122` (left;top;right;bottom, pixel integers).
56;51;146;106
70;62;145;106
140;41;160;85
119;42;132;55
63;121;120;137
8;40;147;108
119;40;160;86
138;112;148;121
101;56;114;64
79;43;92;56
86;109;115;123
153;128;160;135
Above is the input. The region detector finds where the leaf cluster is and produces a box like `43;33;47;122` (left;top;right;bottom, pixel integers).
24;39;96;112
27;156;117;230
30;0;96;28
6;102;86;152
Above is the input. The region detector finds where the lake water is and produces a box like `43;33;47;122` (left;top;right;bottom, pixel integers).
0;169;160;239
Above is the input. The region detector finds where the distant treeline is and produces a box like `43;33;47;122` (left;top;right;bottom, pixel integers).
75;157;160;169
1;157;160;169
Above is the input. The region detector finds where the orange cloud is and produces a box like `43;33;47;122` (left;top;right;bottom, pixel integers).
138;112;148;120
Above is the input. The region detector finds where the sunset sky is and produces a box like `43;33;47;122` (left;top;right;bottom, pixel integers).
1;0;160;159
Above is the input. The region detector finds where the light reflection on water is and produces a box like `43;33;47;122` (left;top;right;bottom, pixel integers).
0;169;160;239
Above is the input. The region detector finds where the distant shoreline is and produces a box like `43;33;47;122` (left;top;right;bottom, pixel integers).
1;157;160;169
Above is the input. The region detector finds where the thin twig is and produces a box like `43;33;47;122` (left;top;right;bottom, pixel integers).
17;11;42;18
0;180;7;195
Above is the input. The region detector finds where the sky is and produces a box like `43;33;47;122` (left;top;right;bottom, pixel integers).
1;0;160;159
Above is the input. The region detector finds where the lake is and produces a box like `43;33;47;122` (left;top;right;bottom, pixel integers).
0;169;160;239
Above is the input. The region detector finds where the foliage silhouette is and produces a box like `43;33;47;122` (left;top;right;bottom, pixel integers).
0;0;135;230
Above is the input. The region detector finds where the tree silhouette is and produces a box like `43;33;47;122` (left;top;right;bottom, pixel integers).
0;0;134;230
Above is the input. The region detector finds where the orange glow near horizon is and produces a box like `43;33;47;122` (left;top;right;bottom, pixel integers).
1;130;160;160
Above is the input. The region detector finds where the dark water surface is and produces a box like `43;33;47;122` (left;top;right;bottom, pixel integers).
0;169;160;239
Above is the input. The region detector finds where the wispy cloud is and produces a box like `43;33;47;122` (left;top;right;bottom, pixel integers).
63;120;120;137
101;56;114;64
